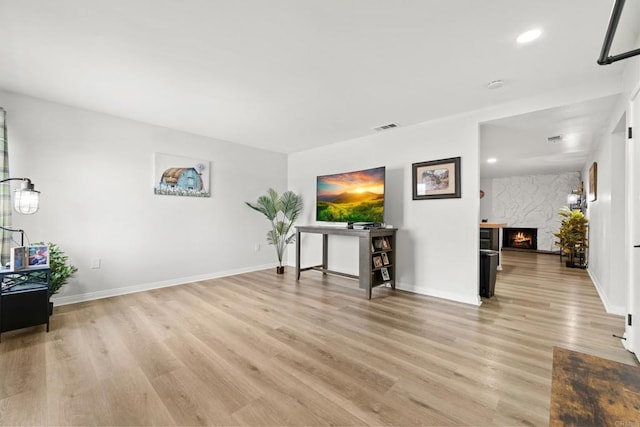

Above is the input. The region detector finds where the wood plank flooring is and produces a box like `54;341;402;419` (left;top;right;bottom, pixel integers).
0;251;636;426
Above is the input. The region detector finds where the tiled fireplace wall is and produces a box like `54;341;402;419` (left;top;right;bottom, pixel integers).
485;172;581;252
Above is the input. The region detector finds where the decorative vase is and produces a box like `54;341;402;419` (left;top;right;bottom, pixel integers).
276;266;285;274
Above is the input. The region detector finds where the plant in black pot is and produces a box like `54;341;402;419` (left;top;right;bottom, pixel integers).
36;242;78;313
245;188;303;274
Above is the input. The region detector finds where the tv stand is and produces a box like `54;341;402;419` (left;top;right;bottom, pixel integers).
295;225;397;299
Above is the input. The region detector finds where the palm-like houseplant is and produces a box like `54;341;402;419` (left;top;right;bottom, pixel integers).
246;189;303;274
553;207;588;268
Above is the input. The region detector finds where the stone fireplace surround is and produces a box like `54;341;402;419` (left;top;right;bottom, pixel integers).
483;172;580;252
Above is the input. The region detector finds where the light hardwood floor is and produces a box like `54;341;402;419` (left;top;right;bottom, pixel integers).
0;251;636;426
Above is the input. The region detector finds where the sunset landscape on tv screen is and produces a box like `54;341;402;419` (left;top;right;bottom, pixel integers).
316;166;385;223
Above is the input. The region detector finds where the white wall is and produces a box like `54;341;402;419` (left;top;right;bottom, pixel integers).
583;49;640;323
288;80;623;306
1;78;625;309
479;178;492;221
289;114;481;305
0;90;288;305
583;121;628;315
490;172;581;252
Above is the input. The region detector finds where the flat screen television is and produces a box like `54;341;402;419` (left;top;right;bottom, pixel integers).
316;166;385;223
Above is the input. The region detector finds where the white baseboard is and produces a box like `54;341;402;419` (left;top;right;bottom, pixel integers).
587;268;626;315
396;281;482;306
51;263;277;307
61;263;626;313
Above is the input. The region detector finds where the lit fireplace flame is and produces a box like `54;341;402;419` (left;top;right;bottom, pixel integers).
505;228;536;250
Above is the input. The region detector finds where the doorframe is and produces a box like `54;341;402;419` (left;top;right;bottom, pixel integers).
625;84;640;357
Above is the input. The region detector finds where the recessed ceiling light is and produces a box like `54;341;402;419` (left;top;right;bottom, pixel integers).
487;80;504;89
487;158;497;163
517;29;542;44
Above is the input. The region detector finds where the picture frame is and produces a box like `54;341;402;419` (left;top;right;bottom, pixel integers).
28;245;50;268
9;247;26;272
154;152;211;198
412;156;461;200
373;255;383;268
588;162;597;202
381;267;390;281
381;252;390;265
381;237;390;250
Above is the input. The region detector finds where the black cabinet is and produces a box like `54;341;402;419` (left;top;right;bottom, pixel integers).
0;267;50;341
480;227;500;265
480;228;499;251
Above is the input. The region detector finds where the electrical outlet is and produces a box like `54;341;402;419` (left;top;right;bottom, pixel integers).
90;258;101;269
254;243;260;252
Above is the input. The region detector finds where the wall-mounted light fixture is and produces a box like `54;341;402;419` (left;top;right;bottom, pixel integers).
0;178;40;214
0;178;40;247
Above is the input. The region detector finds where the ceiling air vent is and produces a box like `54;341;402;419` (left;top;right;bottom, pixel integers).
373;123;399;132
547;135;563;143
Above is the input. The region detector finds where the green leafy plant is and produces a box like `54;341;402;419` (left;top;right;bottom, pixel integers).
553;207;588;268
36;242;78;295
245;189;303;271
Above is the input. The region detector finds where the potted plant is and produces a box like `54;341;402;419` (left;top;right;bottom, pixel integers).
246;188;303;274
36;242;78;312
553;207;588;268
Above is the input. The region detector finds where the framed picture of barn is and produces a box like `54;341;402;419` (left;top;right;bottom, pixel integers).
154;153;211;197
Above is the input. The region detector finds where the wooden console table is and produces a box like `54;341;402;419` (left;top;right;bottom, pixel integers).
296;225;397;299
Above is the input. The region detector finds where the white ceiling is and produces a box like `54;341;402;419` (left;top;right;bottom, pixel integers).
0;0;639;158
479;94;621;178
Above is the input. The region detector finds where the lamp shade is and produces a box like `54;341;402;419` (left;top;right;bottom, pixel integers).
567;193;580;205
13;181;40;214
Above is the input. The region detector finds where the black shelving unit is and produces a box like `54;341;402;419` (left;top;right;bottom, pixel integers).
0;267;50;341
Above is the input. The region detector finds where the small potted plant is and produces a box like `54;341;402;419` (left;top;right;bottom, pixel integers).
553;207;588;268
246;188;303;274
35;242;78;313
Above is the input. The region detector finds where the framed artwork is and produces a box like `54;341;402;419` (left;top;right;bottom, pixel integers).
588;162;597;202
154;153;211;197
373;256;383;268
9;247;26;271
381;252;390;265
412;156;461;200
28;245;50;267
381;267;390;281
381;237;390;250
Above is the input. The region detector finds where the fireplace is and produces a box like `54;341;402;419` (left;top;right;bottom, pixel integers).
503;227;537;250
